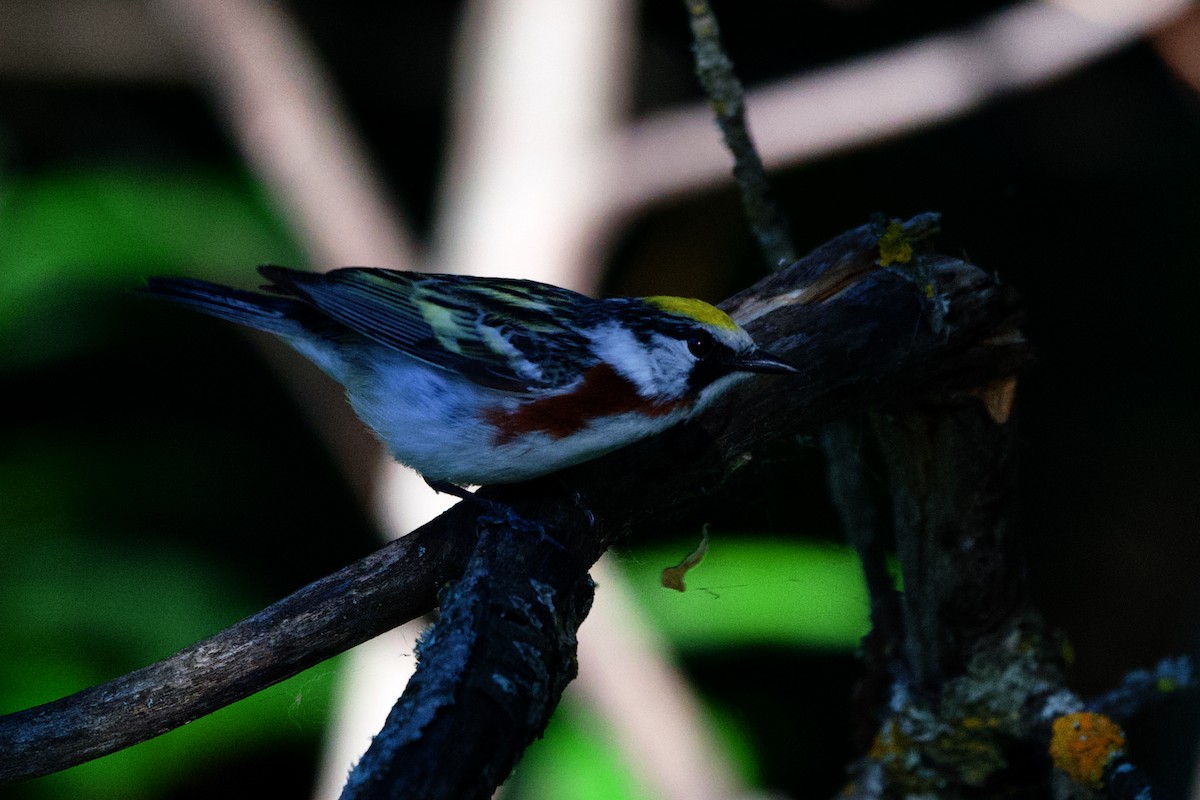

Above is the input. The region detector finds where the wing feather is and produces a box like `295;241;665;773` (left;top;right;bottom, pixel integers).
257;266;598;393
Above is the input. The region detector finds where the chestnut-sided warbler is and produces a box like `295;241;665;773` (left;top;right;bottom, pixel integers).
145;266;797;488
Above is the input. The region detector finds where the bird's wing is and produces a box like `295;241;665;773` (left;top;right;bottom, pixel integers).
257;266;598;393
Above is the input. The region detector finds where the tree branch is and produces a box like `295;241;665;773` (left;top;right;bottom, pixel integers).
0;213;1027;785
873;401;1027;692
0;506;477;784
340;513;595;800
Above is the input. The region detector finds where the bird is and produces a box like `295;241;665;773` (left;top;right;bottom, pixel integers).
144;266;798;494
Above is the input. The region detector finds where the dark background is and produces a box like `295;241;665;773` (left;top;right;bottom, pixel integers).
2;1;1199;797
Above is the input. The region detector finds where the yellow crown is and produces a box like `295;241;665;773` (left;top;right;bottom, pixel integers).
643;296;738;331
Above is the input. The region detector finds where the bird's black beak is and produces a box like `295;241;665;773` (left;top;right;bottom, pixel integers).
735;348;800;374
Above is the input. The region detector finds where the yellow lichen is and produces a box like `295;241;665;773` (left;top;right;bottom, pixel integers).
1060;638;1076;666
868;718;908;762
869;718;942;794
877;221;913;266
934;715;1008;785
959;715;1000;731
1049;712;1126;788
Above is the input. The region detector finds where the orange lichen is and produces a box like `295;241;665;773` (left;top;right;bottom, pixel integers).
1049;712;1126;788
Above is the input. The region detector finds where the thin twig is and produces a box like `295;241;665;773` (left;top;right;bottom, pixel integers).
683;0;794;269
1086;656;1197;720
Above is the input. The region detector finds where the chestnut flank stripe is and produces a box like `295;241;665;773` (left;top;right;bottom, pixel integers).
485;363;688;444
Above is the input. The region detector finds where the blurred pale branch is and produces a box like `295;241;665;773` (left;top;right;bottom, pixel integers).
1;1;1193;217
614;0;1196;212
0;0;182;80
1152;3;1200;92
153;0;416;271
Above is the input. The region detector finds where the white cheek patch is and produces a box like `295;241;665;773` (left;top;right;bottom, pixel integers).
643;333;691;399
585;323;653;394
585;324;692;400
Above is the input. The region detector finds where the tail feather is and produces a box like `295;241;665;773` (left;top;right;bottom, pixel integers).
142;277;309;337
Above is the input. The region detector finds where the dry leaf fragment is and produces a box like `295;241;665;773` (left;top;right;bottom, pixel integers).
661;529;711;592
971;376;1019;424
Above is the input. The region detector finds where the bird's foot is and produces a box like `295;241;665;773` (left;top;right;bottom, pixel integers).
424;478;565;551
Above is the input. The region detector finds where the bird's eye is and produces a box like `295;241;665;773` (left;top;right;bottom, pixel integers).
686;330;715;359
